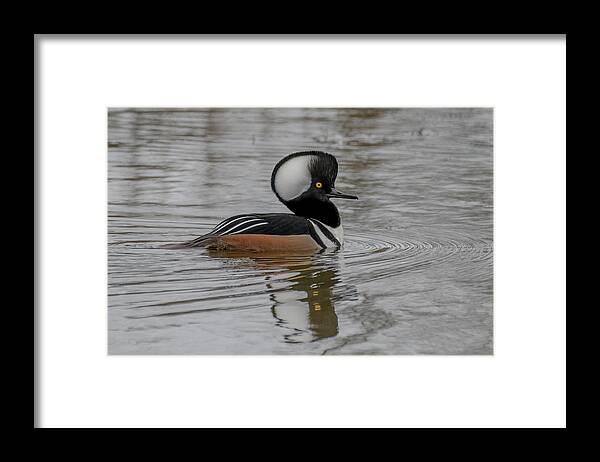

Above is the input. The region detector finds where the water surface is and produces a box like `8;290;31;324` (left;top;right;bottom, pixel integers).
108;108;493;354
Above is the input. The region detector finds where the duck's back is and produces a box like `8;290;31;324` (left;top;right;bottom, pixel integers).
178;213;331;252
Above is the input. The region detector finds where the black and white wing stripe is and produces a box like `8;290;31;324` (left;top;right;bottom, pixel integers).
182;213;339;249
183;215;270;247
208;215;270;236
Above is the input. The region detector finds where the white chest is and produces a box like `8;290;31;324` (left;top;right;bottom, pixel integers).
308;219;344;248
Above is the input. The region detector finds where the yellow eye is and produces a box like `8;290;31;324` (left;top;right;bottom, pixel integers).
315;182;323;189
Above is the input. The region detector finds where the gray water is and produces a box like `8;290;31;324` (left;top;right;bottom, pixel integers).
108;108;493;355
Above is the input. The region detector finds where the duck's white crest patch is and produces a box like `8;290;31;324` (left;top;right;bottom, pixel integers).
274;155;314;201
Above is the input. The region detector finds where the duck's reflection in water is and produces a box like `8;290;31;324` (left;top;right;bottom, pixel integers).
269;262;338;343
207;249;342;343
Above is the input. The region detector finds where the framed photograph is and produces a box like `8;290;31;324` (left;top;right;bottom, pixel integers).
35;35;566;428
107;107;493;355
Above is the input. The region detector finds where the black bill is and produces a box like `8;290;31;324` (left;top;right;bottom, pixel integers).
327;187;358;200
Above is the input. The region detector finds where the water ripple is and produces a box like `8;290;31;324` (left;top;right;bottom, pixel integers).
108;224;492;320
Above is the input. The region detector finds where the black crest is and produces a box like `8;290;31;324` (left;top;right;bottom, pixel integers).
271;151;338;195
306;151;338;184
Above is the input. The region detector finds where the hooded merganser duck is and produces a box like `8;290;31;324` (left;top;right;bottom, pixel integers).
178;151;358;252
